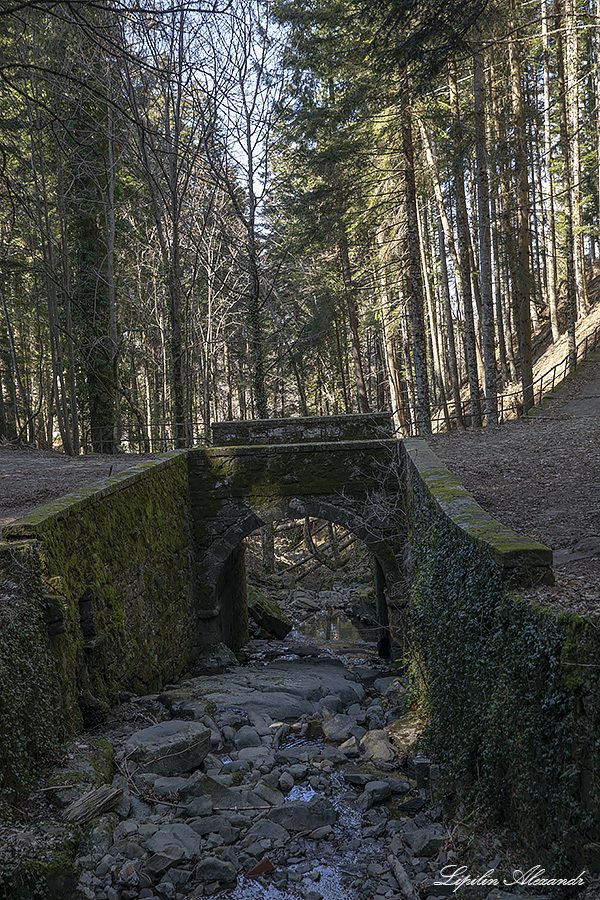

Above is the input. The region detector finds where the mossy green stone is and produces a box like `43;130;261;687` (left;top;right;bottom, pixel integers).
247;585;292;638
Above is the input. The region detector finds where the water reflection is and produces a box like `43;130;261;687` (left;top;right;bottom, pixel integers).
291;609;374;649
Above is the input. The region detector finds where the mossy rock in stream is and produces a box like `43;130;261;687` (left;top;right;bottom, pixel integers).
247;585;292;638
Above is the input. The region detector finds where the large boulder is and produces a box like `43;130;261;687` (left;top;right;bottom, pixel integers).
181;773;269;811
247;585;292;638
194;857;237;885
147;823;202;859
124;720;210;775
406;824;446;857
267;795;337;832
356;780;392;811
360;729;397;764
321;711;356;743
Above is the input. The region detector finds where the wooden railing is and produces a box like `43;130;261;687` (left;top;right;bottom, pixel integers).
429;322;600;433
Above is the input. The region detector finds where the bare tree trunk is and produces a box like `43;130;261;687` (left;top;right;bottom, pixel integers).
438;216;464;428
375;229;407;432
398;296;416;434
401;94;430;434
595;0;600;260
555;0;578;370
338;224;370;412
417;200;450;430
449;62;482;426
473;26;498;424
565;0;589;316
333;303;350;414
106;96;120;449
508;3;535;411
541;0;560;340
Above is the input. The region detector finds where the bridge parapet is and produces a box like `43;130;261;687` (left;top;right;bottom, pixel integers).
211;413;393;446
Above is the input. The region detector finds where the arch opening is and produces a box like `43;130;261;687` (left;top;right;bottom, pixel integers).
213;503;399;660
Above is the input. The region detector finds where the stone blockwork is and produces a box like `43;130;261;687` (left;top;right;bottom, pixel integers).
3;421;599;871
188;440;404;652
0;431;408;762
403;438;553;585
405;438;600;871
0;452;199;732
211;412;393;446
7;417;593;847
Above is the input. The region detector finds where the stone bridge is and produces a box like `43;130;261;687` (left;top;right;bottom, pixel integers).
0;411;551;725
192;413;403;656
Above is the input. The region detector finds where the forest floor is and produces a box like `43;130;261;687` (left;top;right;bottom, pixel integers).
0;447;157;529
428;343;600;616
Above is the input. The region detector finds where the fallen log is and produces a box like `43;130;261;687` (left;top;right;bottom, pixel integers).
63;784;123;825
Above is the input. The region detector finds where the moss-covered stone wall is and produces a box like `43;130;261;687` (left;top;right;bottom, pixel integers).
403;439;600;871
0;555;59;800
211;412;393;446
0;452;199;738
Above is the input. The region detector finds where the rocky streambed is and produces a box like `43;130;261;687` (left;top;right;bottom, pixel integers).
0;585;569;900
69;648;441;900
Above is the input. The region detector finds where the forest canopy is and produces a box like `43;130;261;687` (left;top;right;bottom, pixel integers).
0;0;596;451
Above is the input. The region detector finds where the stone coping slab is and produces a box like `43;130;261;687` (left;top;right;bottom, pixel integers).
200;439;400;457
1;451;186;540
211;413;393;446
404;438;553;583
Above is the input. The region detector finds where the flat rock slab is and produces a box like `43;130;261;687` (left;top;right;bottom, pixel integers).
159;658;365;720
124;720;210;775
267;794;337;832
192;686;313;720
265;659;365;705
147;823;202;859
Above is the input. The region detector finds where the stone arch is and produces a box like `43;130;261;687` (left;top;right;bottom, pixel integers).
212;497;399;657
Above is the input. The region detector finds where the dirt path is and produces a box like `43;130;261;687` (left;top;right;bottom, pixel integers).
0;446;157;529
427;349;600;615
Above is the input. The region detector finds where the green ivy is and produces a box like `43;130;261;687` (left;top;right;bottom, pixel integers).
0;548;59;803
409;501;600;870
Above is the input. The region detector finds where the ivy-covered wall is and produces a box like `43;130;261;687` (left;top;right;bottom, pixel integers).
0;557;59;800
0;452;199;742
403;439;600;871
